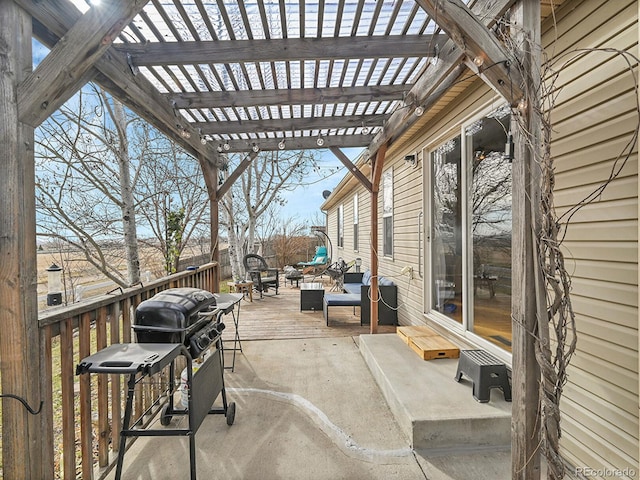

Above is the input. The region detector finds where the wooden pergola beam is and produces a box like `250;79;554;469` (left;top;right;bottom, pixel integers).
367;0;514;158
196;114;389;136
169;85;410;110
216;151;259;199
414;0;524;104
368;143;387;334
510;2;542;478
17;0;218;164
215;135;374;153
118;35;448;65
329;147;373;193
0;2;42;477
199;155;220;288
17;0;147;127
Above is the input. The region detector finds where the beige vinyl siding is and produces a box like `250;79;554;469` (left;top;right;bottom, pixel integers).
323;0;638;475
327;185;371;268
545;0;638;475
326;204;338;261
341;201;353;254
383;156;424;323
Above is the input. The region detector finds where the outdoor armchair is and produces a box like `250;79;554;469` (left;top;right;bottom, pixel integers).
243;253;279;298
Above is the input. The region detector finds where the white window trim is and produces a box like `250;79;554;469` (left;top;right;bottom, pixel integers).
353;193;359;252
382;168;394;258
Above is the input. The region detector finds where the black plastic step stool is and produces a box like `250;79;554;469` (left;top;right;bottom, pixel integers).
455;349;512;403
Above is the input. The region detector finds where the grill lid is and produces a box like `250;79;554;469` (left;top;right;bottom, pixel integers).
134;287;217;334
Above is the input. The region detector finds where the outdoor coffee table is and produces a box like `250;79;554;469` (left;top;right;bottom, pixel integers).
285;270;304;287
300;282;325;311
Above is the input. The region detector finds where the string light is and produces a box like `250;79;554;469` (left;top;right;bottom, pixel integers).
278;138;286;150
316;134;325;147
252;143;259;153
517;98;528;113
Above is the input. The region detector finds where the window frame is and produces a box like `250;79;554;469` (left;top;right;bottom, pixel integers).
337;204;344;248
353;193;359;251
424;103;513;359
382;168;393;257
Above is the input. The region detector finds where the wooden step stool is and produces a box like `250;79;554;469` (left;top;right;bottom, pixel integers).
455;350;512;403
396;325;439;344
409;335;459;360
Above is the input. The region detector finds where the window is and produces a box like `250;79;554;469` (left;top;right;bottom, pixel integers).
383;169;393;257
353;194;359;251
337;204;344;248
431;136;461;320
428;107;512;351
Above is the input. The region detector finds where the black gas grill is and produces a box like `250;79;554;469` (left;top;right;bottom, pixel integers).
77;287;236;480
134;287;224;358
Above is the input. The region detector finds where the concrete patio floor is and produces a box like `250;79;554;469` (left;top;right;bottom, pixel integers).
104;335;511;480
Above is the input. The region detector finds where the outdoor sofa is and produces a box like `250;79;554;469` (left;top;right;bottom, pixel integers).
323;271;397;326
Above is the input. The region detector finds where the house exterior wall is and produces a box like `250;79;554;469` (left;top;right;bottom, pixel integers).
322;0;638;476
545;0;639;475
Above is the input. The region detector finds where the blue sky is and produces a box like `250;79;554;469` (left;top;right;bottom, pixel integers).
278;148;363;221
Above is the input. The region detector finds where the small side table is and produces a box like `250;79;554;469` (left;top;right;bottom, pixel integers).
285;271;304;287
227;280;253;302
300;282;324;311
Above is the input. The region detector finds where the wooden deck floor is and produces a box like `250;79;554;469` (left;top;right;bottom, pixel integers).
221;279;396;341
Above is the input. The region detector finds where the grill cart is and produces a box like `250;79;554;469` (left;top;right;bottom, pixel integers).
76;288;236;480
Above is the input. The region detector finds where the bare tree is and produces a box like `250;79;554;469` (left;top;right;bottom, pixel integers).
35;85;209;288
220;149;320;280
272;216;311;268
36;86;142;287
108;95;141;285
135;139;210;274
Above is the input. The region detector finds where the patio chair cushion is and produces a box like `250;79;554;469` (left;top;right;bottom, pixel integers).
324;293;362;307
298;246;329;267
343;283;361;295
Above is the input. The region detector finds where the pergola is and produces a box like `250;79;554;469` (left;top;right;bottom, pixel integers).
1;0;554;478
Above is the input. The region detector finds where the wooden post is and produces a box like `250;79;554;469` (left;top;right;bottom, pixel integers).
211;176;221;291
370;189;379;334
369;144;387;334
200;154;220;291
0;2;43;478
511;1;542;479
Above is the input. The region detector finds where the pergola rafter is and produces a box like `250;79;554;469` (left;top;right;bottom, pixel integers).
168;84;410;109
118;35;449;65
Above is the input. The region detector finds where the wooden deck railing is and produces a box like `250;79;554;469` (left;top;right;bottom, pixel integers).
36;263;219;480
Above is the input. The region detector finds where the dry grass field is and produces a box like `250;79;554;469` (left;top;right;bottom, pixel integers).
35;243;210;308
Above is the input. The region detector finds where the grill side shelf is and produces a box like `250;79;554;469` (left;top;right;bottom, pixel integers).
76;343;185;376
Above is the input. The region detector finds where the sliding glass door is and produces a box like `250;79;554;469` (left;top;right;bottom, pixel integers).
428;107;513;352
